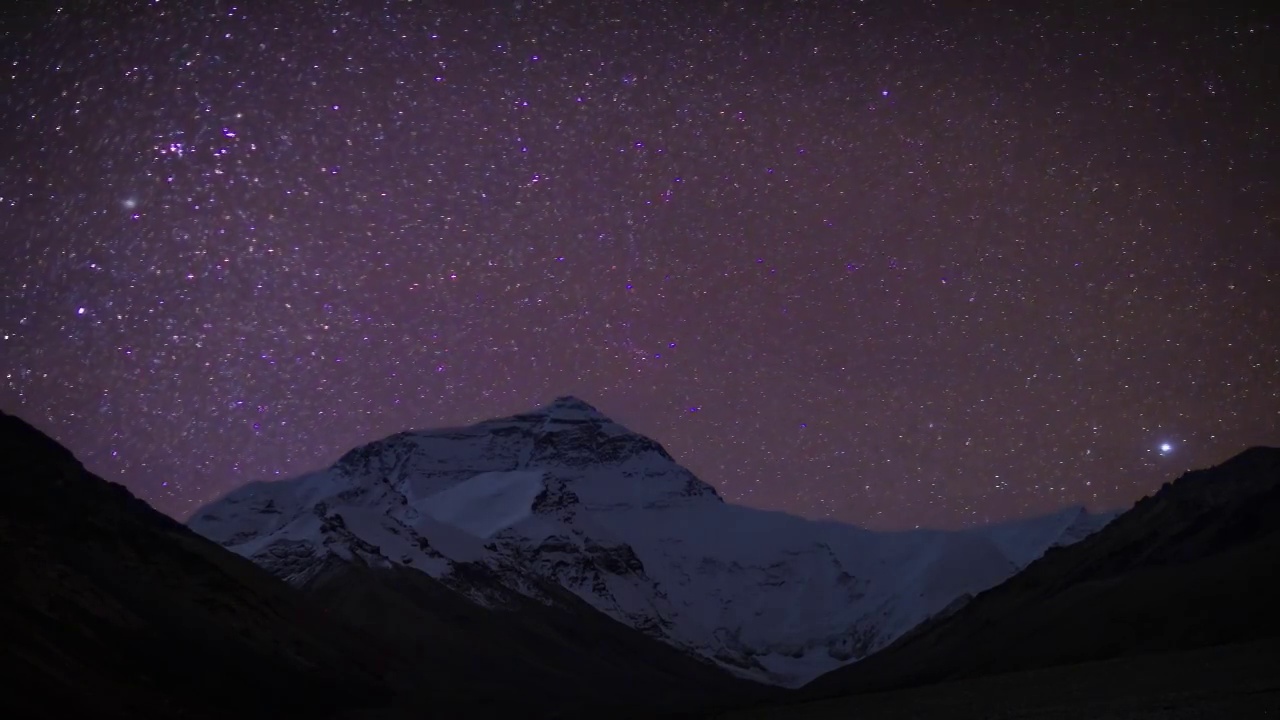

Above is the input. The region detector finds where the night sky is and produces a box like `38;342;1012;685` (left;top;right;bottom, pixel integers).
2;1;1277;530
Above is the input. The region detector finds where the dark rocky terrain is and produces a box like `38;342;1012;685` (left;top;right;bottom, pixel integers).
0;410;390;719
723;637;1280;719
302;560;776;717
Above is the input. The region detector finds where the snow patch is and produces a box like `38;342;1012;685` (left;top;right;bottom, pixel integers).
421;470;546;538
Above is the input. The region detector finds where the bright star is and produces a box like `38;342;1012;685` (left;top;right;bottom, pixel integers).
1159;442;1173;455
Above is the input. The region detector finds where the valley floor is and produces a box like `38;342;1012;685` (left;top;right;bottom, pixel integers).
717;638;1280;720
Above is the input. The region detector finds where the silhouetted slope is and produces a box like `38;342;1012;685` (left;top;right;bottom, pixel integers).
0;410;392;719
305;561;778;718
804;446;1280;697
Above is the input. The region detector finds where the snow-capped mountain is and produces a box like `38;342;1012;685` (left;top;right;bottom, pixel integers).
190;396;1114;686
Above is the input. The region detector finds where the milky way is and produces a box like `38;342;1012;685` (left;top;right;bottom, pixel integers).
2;1;1277;529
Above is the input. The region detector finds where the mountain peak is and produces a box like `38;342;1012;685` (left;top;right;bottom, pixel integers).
540;395;605;416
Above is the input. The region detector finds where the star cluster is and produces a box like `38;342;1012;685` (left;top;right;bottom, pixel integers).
2;1;1277;529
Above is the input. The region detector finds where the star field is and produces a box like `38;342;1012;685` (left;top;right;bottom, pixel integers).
2;1;1277;530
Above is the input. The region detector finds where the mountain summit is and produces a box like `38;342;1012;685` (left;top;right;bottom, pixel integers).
190;397;1113;685
539;395;607;416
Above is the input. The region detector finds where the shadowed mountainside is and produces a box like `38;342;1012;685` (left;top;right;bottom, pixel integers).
721;637;1280;720
0;410;392;719
800;446;1280;699
303;560;777;718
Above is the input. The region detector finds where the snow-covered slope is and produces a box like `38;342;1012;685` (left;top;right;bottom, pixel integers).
189;396;1115;686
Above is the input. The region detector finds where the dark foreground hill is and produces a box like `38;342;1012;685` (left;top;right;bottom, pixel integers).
722;446;1280;718
807;446;1280;695
0;411;768;719
0;410;390;719
300;560;776;717
723;637;1280;720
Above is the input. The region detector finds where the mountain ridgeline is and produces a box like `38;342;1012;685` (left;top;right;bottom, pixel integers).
6;400;1273;719
189;396;1113;686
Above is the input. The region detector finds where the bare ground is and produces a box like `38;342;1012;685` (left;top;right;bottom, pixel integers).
718;638;1280;719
